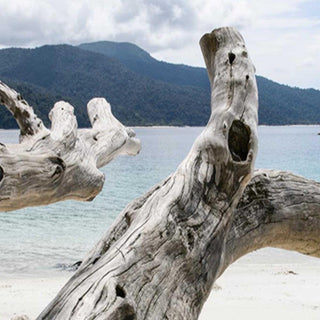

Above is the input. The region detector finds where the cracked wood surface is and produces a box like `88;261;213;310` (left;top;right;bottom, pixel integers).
38;27;259;320
223;169;320;274
38;169;320;320
4;27;318;320
0;82;141;211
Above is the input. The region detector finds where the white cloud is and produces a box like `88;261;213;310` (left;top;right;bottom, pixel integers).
0;0;319;89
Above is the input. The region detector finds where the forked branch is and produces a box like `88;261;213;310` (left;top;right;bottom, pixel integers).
3;27;319;320
0;82;141;211
38;26;259;320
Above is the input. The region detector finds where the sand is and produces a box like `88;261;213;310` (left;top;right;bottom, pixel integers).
1;250;320;320
200;262;320;320
0;277;68;320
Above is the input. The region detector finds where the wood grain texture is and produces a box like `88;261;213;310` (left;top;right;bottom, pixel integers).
223;169;320;274
4;27;319;320
0;80;49;141
38;27;259;320
0;84;141;211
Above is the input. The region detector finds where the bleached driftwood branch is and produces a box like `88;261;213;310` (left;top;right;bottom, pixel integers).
38;27;260;320
38;169;320;320
0;81;141;211
4;27;319;320
223;169;320;274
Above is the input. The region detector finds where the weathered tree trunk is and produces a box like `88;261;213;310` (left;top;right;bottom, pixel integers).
0;82;141;211
37;27;260;319
37;169;320;320
2;27;319;320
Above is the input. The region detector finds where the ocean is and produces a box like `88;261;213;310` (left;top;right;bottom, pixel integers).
0;126;319;277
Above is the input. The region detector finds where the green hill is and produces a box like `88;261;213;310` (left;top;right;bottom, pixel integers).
0;41;319;128
0;45;210;127
0;77;85;128
78;41;210;90
79;41;320;126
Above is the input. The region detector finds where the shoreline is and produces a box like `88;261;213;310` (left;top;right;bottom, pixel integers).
1;124;320;131
1;251;319;320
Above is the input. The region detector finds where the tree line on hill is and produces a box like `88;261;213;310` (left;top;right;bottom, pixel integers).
0;41;319;128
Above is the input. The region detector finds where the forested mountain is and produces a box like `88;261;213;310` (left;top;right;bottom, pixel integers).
0;45;210;127
78;41;210;90
0;41;319;128
79;41;320;126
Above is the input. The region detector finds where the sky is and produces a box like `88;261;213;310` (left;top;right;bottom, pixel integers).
0;0;319;89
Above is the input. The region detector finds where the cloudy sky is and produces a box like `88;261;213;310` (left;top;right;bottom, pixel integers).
0;0;319;89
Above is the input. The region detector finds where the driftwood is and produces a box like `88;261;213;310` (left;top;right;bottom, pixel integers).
37;169;320;319
1;27;319;319
38;27;260;319
0;82;141;211
224;169;320;273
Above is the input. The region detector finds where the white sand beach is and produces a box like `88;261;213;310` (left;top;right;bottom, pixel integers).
0;277;68;320
1;249;319;320
200;262;320;320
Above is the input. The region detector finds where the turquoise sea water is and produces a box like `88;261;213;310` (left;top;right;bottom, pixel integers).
0;126;319;276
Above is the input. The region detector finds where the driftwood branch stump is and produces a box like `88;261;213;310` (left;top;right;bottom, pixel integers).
1;27;319;320
38;27;260;319
0;82;141;211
